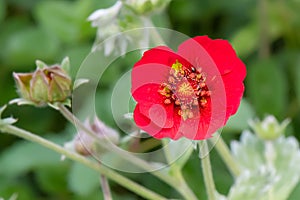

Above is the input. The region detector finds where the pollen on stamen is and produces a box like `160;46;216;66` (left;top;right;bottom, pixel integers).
175;99;181;105
158;60;211;120
164;99;171;105
200;98;207;106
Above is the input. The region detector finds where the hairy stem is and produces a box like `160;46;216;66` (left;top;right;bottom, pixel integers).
162;139;198;200
100;174;113;200
58;104;196;200
0;124;166;200
199;141;216;200
211;136;240;177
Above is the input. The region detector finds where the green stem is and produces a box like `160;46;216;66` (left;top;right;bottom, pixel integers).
100;174;113;200
58;104;194;200
199;141;216;200
211;136;240;177
162;139;198;200
58;104;156;172
0;124;166;200
258;0;270;59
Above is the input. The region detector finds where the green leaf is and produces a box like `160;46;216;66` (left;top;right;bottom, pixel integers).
34;0;95;44
7;0;42;11
0;0;5;24
247;59;288;119
34;1;79;44
230;23;259;57
289;183;300;200
35;163;69;195
0;139;61;177
3;27;59;68
223;99;255;133
0;180;34;200
294;56;300;105
68;162;100;196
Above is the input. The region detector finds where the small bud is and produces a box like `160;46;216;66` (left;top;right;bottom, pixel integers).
125;0;171;15
74;116;119;156
13;58;72;106
249;115;290;140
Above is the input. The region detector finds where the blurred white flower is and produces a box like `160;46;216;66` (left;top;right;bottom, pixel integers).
249;115;290;140
230;130;300;200
92;23;131;56
87;0;170;56
88;1;123;28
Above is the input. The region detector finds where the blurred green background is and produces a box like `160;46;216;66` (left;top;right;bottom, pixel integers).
0;0;299;199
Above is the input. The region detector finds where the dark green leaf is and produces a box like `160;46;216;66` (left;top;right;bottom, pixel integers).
0;134;68;177
35;163;70;195
293;56;300;105
223;99;255;133
3;27;59;68
230;23;259;57
247;59;288;119
34;0;95;44
68;162;100;196
0;0;5;24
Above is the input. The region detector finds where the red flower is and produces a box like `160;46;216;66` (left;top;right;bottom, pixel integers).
131;36;246;140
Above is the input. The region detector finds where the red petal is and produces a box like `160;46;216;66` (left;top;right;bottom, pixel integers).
132;84;174;128
132;46;192;95
132;36;246;141
178;36;245;76
132;83;163;104
133;104;173;138
134;46;177;67
223;74;245;117
178;36;221;78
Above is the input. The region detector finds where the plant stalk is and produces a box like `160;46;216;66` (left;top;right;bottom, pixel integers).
211;136;240;177
100;174;113;200
0;124;167;200
199;141;216;200
58;104;196;200
162;139;198;200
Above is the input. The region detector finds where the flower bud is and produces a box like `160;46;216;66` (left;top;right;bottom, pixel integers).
74;116;119;156
13;58;72;106
125;0;171;15
249;116;290;140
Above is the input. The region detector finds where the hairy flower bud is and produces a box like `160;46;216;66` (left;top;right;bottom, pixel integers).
249;116;290;140
13;58;71;106
74;116;119;156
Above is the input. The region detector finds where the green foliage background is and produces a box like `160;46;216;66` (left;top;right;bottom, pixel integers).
0;0;299;199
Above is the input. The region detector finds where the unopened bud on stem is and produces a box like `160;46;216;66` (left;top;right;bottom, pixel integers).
13;58;72;106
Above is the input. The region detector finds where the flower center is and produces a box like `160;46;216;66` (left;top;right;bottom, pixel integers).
158;60;210;120
177;82;194;98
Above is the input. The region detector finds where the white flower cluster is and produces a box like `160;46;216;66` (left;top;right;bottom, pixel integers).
87;0;171;56
228;117;300;200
